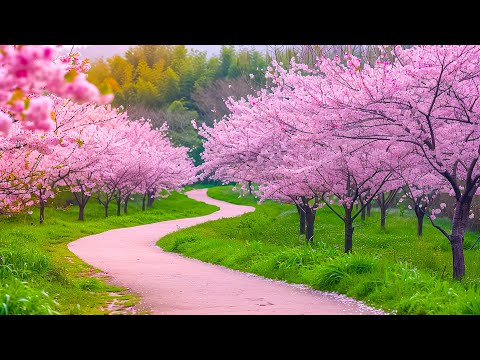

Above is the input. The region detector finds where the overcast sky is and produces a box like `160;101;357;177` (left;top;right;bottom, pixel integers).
70;45;268;60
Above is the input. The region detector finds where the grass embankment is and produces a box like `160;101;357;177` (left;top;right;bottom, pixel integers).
0;191;218;314
158;186;480;314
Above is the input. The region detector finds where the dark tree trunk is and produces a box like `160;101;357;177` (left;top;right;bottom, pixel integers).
358;196;366;221
305;207;316;243
39;201;45;224
451;239;465;280
296;204;306;235
123;194;130;214
380;207;386;230
115;190;122;216
377;192;386;229
71;188;89;221
98;195;111;218
344;208;354;253
78;204;85;221
415;205;424;236
248;180;253;195
116;199;121;216
366;202;371;217
449;198;472;279
147;190;155;207
142;192;147;211
377;190;398;230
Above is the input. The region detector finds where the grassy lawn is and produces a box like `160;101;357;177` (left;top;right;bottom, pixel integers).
0;191;219;314
158;186;480;314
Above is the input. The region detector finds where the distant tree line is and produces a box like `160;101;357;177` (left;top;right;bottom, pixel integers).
87;45;267;164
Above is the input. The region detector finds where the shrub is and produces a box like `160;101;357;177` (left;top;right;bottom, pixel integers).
170;235;199;252
0;277;58;315
313;253;378;290
461;291;480;314
0;249;51;280
76;277;105;291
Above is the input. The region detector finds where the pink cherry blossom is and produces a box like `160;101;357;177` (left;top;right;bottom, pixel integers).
0;45;112;137
199;45;480;280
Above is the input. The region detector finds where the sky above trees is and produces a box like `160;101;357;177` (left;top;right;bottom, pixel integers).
71;45;268;60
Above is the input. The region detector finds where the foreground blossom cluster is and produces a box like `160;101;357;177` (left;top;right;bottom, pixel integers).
199;45;480;279
0;45;195;222
0;45;112;136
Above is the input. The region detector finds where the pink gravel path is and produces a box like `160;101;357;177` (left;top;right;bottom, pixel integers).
68;189;385;315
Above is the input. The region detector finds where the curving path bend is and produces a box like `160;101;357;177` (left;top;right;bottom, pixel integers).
68;189;385;315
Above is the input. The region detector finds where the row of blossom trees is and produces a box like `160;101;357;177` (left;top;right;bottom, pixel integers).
198;45;479;280
28;98;195;222
0;45;111;216
0;45;195;223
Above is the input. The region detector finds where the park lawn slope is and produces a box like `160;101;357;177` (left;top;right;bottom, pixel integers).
158;186;480;315
0;191;219;315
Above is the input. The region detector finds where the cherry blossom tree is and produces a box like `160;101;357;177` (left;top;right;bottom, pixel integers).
1;47;196;223
26;98;127;222
138;138;196;212
257;165;326;243
95;119;196;217
19;100;124;222
197;92;325;241
319;144;396;252
198;76;397;250
375;190;400;230
199;45;480;276
0;126;44;216
308;45;480;278
255;60;399;251
392;152;447;236
0;46;113;218
258;46;480;277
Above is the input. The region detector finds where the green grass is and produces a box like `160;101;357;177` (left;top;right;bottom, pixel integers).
157;186;480;315
0;191;219;314
182;181;228;192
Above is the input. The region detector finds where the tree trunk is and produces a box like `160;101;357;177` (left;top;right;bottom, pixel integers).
377;193;386;229
451;239;465;280
367;202;371;217
123;194;130;214
344;208;354;253
380;206;386;230
305;207;316;243
296;204;306;235
116;197;121;216
147;190;154;207
39;201;45;224
416;212;424;236
415;206;424;236
78;204;85;221
449;198;472;279
248;180;253;195
377;190;398;230
142;192;147;211
104;203;109;218
358;196;366;221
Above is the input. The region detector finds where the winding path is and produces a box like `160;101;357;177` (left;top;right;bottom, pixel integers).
68;189;384;315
